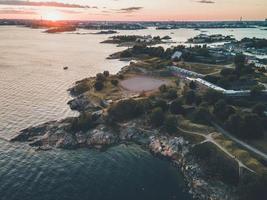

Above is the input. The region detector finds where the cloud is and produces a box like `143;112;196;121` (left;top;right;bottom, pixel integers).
119;6;143;13
196;0;215;3
0;8;36;14
0;0;91;8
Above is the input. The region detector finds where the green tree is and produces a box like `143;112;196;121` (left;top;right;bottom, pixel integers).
250;85;265;97
189;81;197;90
166;88;178;100
164;115;178;133
203;89;223;104
103;71;110;77
150;107;165;127
96;73;106;82
154;99;168;111
94;81;104;91
234;53;246;72
185;90;196;105
252;103;266;116
107;99;144;122
170;99;184;115
242;113;264;139
111;79;119;86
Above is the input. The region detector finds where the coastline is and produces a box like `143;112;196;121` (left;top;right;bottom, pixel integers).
11;63;238;200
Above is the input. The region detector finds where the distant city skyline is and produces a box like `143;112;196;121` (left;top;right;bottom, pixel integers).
0;0;266;21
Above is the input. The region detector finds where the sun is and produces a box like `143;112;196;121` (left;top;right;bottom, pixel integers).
42;10;62;21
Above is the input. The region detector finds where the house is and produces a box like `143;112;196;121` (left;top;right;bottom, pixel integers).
171;51;183;60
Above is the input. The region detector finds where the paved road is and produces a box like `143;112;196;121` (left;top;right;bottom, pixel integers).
211;121;267;162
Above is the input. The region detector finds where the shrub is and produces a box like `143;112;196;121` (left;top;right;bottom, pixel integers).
185;90;196;105
238;172;267;200
166;88;178;100
154;99;168;111
94;81;104;91
107;99;144;122
175;79;180;86
164;115;178;133
193;106;210;124
73;81;90;95
252;103;266;116
189;81;197;90
111;79;119;86
96;73;106;82
70;112;94;131
159;84;167;93
170;99;184;115
250;85;265;97
226;113;264;139
118;74;124;80
120;50;132;58
203;89;223;104
150;107;165;127
103;71;110;77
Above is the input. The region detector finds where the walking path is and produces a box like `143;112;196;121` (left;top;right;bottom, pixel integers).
211;121;267;162
177;127;255;174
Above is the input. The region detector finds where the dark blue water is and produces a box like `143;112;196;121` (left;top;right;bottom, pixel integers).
0;140;192;200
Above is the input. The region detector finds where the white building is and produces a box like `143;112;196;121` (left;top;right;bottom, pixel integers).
171;51;183;60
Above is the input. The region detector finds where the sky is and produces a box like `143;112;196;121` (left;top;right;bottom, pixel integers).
0;0;266;21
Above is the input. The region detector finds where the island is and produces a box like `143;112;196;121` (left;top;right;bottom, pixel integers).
187;34;236;44
11;39;267;200
44;26;77;33
101;35;173;47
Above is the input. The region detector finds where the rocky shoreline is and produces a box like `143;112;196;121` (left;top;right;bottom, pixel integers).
11;116;237;200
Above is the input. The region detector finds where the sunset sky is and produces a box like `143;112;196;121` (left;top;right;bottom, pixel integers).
0;0;266;21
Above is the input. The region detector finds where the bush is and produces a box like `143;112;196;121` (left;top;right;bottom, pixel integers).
220;68;235;77
154;99;168;111
213;99;235;121
94;81;104;91
175;79;180;86
166;88;178;100
107;99;144;122
159;84;167;93
120;50;132;58
252;103;266;116
226;113;264;139
70;112;94;131
203;89;224;104
185;90;196;105
164;115;178;133
189;81;197;90
73;81;90;95
118;74;124;80
170;99;184;115
103;71;110;77
96;73;106;82
250;85;265;97
111;79;119;86
193;107;210;124
150;107;165;127
238;172;267;200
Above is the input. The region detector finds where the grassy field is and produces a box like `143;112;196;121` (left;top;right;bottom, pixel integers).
175;61;228;75
214;134;267;174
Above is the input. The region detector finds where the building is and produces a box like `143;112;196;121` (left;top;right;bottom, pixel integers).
167;66;204;78
171;51;183;60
